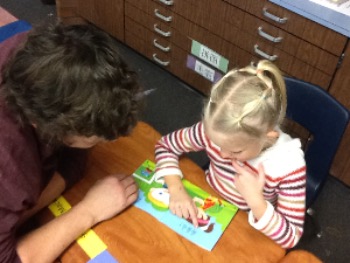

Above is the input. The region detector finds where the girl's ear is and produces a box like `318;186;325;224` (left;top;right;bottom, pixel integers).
266;129;279;139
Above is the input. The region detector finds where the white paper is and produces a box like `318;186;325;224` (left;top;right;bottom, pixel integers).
310;0;350;16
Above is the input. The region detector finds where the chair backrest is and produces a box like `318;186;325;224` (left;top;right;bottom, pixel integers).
284;77;349;207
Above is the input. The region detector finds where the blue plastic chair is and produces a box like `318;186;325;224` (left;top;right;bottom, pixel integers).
284;77;350;237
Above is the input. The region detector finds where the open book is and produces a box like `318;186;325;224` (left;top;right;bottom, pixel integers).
133;160;239;251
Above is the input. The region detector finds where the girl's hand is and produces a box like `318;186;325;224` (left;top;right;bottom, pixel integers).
231;161;266;216
168;185;199;227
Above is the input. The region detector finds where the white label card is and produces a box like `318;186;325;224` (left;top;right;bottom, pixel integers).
194;60;215;82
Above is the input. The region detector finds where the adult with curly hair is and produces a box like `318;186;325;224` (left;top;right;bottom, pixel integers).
0;22;142;263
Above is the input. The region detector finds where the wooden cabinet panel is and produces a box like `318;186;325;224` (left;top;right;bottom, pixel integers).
244;0;347;56
56;0;78;18
130;3;259;64
127;0;207;24
329;111;350;184
126;1;332;89
331;124;350;185
76;0;124;41
129;0;336;90
239;12;339;75
287;61;332;91
222;25;333;89
55;0;86;24
124;6;258;95
329;42;350;185
330;42;350;109
222;0;249;10
217;1;338;89
125;20;212;95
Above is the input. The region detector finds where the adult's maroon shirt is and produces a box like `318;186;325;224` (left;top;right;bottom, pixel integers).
0;31;87;263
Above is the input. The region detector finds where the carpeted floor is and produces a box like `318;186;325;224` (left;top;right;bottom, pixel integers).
1;1;350;262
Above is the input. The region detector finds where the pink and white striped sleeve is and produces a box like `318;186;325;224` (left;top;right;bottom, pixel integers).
248;167;306;248
154;122;206;182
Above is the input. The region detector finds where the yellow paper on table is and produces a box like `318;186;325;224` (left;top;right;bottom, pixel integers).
48;196;72;216
77;229;108;259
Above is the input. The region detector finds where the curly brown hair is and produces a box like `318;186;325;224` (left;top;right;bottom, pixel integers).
1;22;142;144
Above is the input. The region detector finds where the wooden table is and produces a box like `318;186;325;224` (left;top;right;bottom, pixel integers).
40;122;286;263
278;250;322;263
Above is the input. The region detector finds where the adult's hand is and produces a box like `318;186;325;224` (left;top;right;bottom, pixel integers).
81;174;138;225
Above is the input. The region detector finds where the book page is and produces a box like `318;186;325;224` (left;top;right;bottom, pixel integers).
132;160;238;251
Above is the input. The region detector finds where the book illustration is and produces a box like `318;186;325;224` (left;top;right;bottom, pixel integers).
148;187;217;233
132;160;239;251
133;159;155;184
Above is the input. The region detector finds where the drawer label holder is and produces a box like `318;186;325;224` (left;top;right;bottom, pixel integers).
191;40;229;73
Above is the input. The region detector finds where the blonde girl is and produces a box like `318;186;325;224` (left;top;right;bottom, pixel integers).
154;60;306;248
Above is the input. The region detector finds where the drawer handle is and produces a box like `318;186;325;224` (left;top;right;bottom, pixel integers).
153;53;170;66
158;0;174;6
254;44;278;61
153;39;171;52
262;8;287;24
154;9;172;22
258;26;283;43
154;24;172;37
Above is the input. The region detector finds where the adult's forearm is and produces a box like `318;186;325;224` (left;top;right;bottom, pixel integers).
17;202;94;263
16;174;138;263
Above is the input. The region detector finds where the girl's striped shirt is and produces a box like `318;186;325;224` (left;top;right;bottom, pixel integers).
154;121;306;249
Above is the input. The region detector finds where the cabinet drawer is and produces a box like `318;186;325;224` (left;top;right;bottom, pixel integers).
175;12;333;88
142;0;345;59
126;0;213;32
129;0;339;81
76;0;124;40
220;3;340;76
126;1;332;89
125;19;213;94
226;0;347;55
221;26;333;88
127;0;213;26
125;2;257;70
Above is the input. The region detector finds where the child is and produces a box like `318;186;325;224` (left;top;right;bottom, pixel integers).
0;22;141;262
154;60;306;249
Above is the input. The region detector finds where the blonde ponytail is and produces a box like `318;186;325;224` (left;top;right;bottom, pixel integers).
204;60;286;138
